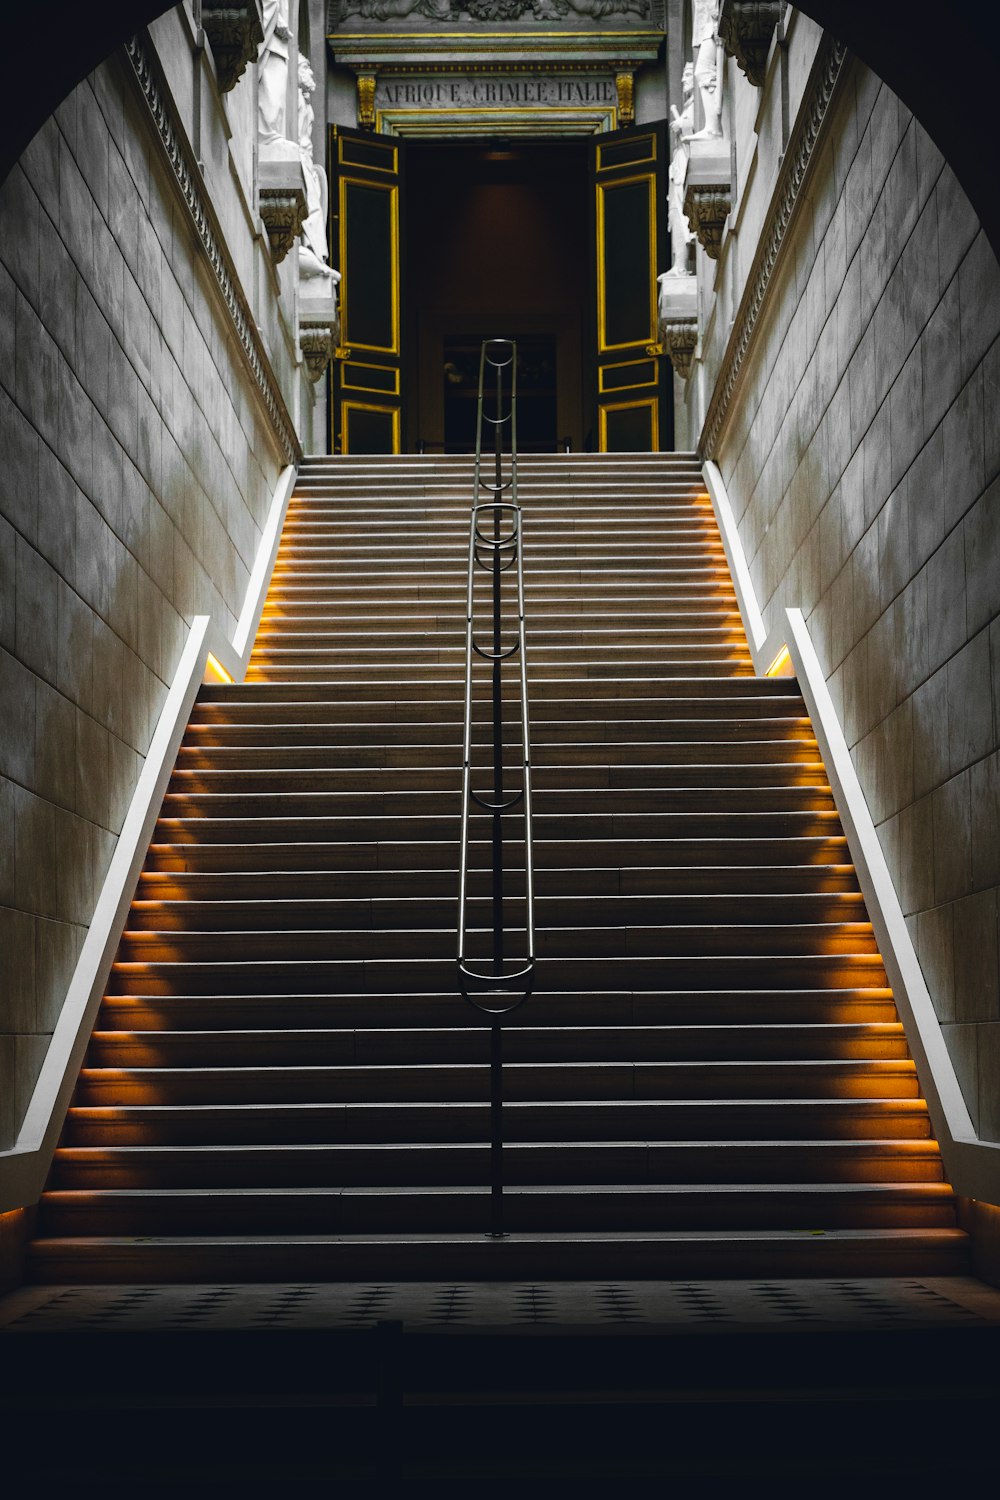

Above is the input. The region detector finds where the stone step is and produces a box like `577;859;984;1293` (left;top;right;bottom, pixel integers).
140;834;854;874
148;810;845;848
167;763;829;794
156;786;835;819
105;952;889;996
133;864;860;903
73;1058;917;1108
180;717;811;746
124;891;869;934
115;919;878;964
63;1094;929;1146
36;1182;956;1237
245;660;756;684
25;1227;969;1283
171;741;822;771
85;1021;906;1069
50;1137;941;1190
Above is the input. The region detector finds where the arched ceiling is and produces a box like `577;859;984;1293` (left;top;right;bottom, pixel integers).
3;3;998;255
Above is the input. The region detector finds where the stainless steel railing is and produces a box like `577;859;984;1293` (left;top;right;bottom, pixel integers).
456;338;535;1236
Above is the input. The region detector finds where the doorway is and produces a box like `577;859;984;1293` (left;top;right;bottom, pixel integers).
403;139;589;453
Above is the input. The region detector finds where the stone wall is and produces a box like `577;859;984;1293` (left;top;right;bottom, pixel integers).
0;8;304;1148
685;24;1000;1137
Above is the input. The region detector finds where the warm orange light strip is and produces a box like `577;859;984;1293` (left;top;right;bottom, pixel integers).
205;652;234;684
766;645;793;676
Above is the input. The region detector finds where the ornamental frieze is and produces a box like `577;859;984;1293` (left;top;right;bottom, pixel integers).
330;0;652;23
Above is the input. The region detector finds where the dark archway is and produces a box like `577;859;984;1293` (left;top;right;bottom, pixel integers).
3;3;998;261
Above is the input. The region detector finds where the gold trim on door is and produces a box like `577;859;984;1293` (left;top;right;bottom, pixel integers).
595;134;656;172
337;135;399;174
595;172;657;354
598;357;659;394
342;401;401;455
337;175;400;356
598;397;659;452
341;360;402;396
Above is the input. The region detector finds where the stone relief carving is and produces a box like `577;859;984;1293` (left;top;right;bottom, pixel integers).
691;0;723;139
665;62;694;275
662;320;697;376
682;182;730;257
202;2;265;94
718;0;784;88
299;323;338;382
259;181;309;260
333;0;651;20
258;0;292;149
658;270;697;378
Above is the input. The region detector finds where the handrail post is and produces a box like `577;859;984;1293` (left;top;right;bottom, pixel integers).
490;1020;503;1237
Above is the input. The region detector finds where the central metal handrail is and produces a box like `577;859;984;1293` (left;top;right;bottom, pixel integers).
456;338;535;1237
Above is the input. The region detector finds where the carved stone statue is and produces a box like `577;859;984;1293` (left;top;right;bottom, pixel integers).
296;58;339;285
335;0;449;19
666;62;695;275
690;0;723;139
258;0;292;149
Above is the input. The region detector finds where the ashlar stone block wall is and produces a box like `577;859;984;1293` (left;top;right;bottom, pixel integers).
712;59;1000;1136
0;35;294;1147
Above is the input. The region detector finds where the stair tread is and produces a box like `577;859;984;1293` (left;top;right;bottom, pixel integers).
43;1182;953;1199
29;1228;967;1246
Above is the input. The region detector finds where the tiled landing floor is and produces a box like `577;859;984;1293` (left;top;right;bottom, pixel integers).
3;1277;1000;1334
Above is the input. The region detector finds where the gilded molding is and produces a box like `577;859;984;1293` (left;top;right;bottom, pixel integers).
699;33;849;459
357;70;377;128
614;70;635;126
123;32;301;464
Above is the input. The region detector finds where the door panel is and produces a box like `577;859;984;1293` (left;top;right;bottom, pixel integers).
331;128;403;453
590;123;669;452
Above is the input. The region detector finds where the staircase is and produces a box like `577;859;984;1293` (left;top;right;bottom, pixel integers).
28;452;967;1282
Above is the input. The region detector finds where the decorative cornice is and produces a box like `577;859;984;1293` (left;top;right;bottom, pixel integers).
260;184;309;262
123;32;301;464
662;318;698;378
202;1;265;93
300;323;338;382
698;33;849;459
718;0;784;88
682;184;731;259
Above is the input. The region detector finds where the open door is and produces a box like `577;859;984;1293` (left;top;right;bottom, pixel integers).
331;128;403;454
590;124;670;452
